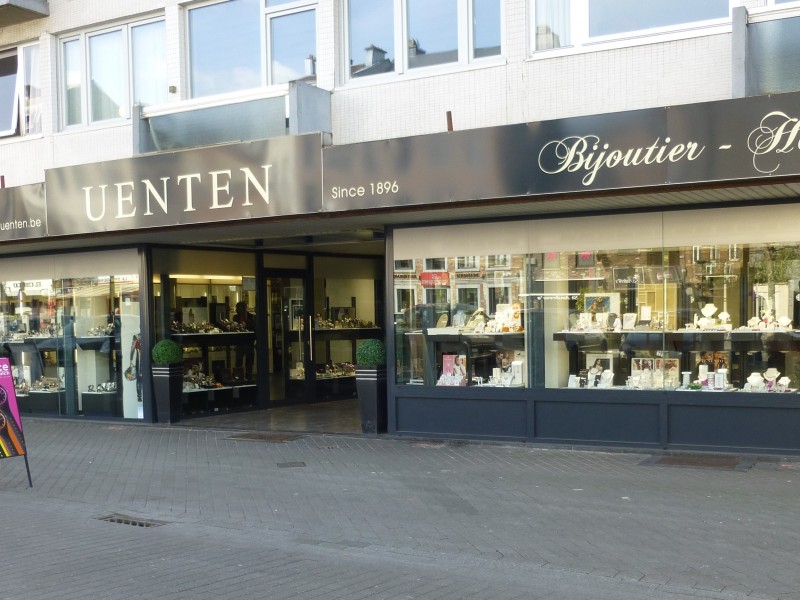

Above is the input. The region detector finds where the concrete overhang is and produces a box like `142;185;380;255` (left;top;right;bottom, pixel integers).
0;0;48;26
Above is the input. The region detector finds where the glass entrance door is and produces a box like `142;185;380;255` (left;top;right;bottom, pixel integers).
266;273;309;403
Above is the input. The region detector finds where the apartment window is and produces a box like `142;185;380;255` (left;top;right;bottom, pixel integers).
188;0;316;96
346;0;501;80
532;0;729;52
395;286;416;313
348;0;395;78
456;285;480;309
488;254;511;269
425;258;447;271
456;256;480;271
189;0;260;96
61;19;166;127
394;259;415;271
268;6;317;84
425;287;450;306
0;44;41;138
488;285;510;315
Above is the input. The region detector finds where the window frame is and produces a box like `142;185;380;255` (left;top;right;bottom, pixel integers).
0;42;41;139
265;1;318;86
59;16;166;129
394;259;415;272
529;0;733;58
185;0;317;100
455;256;480;271
395;285;417;314
455;283;481;308
424;258;447;272
487;254;511;269
342;0;504;86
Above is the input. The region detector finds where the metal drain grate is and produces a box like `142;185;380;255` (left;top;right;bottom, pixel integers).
277;461;306;468
227;432;301;443
98;514;168;528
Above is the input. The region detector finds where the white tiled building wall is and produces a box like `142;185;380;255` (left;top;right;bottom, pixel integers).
0;0;775;187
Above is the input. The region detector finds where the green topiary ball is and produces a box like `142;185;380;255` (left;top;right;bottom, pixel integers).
151;339;184;365
356;338;386;366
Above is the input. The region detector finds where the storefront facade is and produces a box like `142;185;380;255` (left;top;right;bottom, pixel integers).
4;90;800;452
324;90;800;453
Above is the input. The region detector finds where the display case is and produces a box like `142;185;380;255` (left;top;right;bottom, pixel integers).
422;329;526;387
5;336;66;414
312;326;382;398
552;328;800;392
75;330;122;417
170;331;258;414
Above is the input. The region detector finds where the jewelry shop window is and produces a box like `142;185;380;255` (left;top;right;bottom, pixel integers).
393;223;529;388
152;249;258;414
0;250;142;419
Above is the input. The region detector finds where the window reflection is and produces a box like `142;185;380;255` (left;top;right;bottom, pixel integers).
89;30;125;122
588;0;728;37
270;9;317;84
132;21;168;107
394;240;800;393
189;0;261;97
0;54;18;135
349;0;395;78
407;0;458;69
473;0;501;58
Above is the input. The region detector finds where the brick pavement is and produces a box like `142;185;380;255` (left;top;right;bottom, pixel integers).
0;418;798;599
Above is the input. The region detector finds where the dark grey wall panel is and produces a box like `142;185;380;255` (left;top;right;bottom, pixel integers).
534;401;660;444
395;394;527;440
669;404;800;450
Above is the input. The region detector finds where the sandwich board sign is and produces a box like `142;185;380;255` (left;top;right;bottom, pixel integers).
0;358;32;487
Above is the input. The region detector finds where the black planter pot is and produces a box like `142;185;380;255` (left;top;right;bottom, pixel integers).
153;364;184;424
355;366;387;435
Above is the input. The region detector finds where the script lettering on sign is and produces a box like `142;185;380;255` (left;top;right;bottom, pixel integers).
747;111;800;175
538;135;705;186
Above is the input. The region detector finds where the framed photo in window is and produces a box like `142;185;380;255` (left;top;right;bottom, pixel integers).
583;293;620;316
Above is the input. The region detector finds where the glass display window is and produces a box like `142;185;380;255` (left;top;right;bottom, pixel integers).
0;250;142;419
393;206;800;394
392;253;527;387
311;256;382;397
152;250;258;413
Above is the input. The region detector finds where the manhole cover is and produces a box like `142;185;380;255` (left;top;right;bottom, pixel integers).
98;514;167;528
227;432;301;443
640;455;754;471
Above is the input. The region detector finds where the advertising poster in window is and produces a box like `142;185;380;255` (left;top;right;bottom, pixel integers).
121;301;143;419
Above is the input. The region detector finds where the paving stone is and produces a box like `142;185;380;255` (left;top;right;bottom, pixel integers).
0;418;797;600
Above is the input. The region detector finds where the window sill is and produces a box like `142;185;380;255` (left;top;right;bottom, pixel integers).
528;22;731;61
337;56;507;91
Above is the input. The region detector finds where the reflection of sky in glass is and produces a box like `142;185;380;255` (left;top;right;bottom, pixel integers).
63;40;81;126
189;0;260;97
589;0;728;37
132;21;167;106
408;0;457;54
271;10;316;84
473;0;501;56
748;17;800;94
0;55;17;133
349;0;394;64
89;30;124;121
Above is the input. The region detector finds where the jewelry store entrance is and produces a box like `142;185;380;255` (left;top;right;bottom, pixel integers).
178;251;384;434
